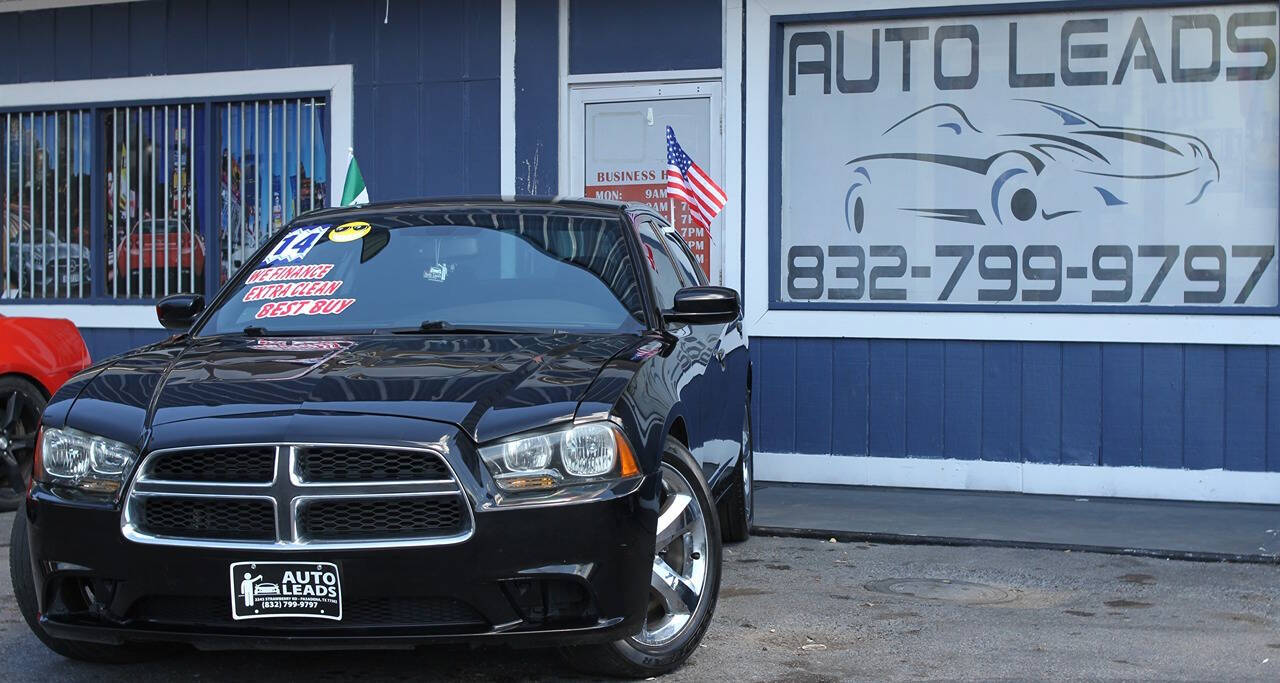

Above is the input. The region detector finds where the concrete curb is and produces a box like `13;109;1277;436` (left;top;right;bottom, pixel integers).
751;525;1280;565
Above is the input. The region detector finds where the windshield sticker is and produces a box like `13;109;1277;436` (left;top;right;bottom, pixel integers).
328;221;372;243
424;263;451;282
262;225;330;264
243;280;344;303
254;298;356;319
246;263;335;283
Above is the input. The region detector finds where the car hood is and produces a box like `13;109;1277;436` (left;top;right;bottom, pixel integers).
66;333;641;445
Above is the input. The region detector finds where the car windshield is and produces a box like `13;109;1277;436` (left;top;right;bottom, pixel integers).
196;209;647;336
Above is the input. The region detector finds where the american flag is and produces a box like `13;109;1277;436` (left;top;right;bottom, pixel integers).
665;126;726;229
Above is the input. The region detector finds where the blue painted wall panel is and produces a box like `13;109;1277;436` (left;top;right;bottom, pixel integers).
128;1;167;77
905;340;944;459
753;337;1278;473
375;0;422;84
204;1;248;73
981;342;1020;462
1060;344;1101;466
90;3;130;78
244;0;290;70
18;12;55;82
830;339;868;457
1183;346;1226;470
0;18;18;83
1224;347;1266;472
515;0;559;196
1101;344;1142;467
1141;344;1183;468
569;0;721;74
868;340;906;458
758;339;796;454
53;8;93;81
942;341;982;461
794;339;833;455
1020;342;1061;465
80;329;169;362
1269;348;1280;473
165;0;208;75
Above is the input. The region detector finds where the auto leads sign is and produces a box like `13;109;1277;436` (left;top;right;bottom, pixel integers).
777;3;1279;309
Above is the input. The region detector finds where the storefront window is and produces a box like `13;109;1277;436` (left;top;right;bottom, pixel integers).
103;105;202;299
2;110;93;300
218;98;328;278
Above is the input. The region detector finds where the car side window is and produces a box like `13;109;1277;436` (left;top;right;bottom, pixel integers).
635;218;687;309
662;231;706;286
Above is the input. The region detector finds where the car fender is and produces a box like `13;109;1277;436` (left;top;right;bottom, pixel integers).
0;317;91;397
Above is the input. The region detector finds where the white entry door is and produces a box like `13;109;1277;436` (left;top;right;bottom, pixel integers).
569;81;723;283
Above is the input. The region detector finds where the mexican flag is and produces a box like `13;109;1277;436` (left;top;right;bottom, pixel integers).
340;148;369;206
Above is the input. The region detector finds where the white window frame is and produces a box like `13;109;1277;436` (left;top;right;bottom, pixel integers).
0;65;354;328
732;0;1280;345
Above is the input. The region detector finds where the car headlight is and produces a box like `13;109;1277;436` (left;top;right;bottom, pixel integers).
35;426;139;501
479;422;639;496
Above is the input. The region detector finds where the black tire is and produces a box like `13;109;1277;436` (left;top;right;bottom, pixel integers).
0;376;46;512
560;437;722;678
719;406;753;543
9;507;162;663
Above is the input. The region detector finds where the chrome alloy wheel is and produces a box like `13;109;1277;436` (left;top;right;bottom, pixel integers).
634;462;710;647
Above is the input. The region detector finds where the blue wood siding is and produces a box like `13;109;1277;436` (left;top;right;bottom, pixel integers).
753;337;1280;473
1;0;501;199
515;0;559;196
568;0;721;74
80;328;169;362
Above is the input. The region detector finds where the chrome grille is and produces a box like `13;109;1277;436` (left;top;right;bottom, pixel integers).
123;444;472;550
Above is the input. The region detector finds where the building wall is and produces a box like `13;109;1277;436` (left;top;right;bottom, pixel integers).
751;338;1280;474
1;0;502;360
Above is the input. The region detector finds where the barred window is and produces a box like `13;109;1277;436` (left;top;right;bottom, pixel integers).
218;98;328;276
3;110;93;299
104;105;201;299
1;93;329;302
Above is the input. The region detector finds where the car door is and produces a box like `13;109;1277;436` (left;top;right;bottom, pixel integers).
651;216;748;487
633;213;740;486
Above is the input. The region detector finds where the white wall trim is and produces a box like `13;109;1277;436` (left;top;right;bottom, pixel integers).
557;0;570;195
757;452;1280;505
0;0;138;12
0;304;160;328
737;0;1280;346
500;0;516;196
565;68;724;86
724;0;744;298
0;65;354;210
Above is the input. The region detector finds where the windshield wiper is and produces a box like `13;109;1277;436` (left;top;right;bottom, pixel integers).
240;326;374;337
387;320;530;335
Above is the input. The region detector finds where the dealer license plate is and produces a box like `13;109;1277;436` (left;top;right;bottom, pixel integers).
229;561;342;620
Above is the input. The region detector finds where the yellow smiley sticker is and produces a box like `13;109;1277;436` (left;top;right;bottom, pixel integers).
328;221;371;243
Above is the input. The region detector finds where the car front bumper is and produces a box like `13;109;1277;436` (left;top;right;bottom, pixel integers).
24;472;659;651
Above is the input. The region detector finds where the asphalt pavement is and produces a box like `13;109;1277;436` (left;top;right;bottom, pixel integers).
2;510;1278;681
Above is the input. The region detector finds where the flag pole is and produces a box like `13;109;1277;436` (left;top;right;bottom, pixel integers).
668;195;676;227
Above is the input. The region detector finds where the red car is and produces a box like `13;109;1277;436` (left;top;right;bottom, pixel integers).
111;219;205;293
0;314;91;510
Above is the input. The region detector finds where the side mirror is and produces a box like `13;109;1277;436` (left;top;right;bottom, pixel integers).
664;286;740;325
156;293;205;330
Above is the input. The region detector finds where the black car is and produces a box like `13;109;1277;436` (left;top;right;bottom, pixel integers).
9;198;753;678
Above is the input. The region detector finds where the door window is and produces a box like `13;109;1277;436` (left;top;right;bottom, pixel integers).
635;218;686;309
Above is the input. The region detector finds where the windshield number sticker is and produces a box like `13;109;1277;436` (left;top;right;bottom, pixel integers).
263;225;329;264
254;298;356;319
243;280;344;303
